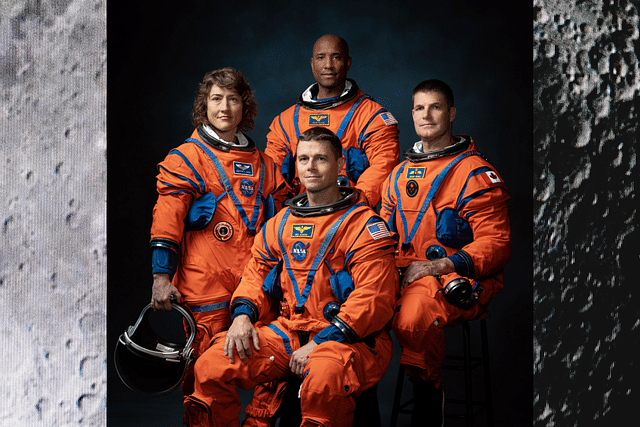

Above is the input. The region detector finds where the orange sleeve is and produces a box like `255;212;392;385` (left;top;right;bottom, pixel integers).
458;181;511;279
150;148;203;243
379;163;401;225
231;217;281;320
354;111;400;206
335;212;399;339
262;152;291;213
265;110;294;170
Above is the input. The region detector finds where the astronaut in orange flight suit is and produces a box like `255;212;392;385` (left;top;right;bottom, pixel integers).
265;34;399;207
149;68;289;408
183;127;399;427
380;80;511;427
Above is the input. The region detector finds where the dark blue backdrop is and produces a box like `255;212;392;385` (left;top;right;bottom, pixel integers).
108;1;532;425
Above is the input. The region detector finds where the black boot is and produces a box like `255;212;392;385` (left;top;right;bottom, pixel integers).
409;377;444;427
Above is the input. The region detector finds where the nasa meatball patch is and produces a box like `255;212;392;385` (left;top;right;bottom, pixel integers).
291;241;310;261
240;179;255;197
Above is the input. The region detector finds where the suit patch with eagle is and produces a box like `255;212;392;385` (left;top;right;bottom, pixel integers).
291;224;314;238
233;161;254;176
308;114;330;126
406;167;426;180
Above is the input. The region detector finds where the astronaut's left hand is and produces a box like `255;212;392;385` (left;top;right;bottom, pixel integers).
289;340;318;377
401;258;455;290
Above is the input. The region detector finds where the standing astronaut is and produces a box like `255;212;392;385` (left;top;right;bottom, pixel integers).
265;33;399;207
148;68;289;413
380;79;511;426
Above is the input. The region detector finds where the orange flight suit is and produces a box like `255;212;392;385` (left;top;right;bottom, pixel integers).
265;79;399;206
380;136;511;386
185;189;399;427
150;128;289;387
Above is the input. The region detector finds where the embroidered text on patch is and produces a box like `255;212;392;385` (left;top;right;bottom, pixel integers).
367;222;391;240
233;162;254;176
291;224;314;238
406;167;426;179
309;114;330;126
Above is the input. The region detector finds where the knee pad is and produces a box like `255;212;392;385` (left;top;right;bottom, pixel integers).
184;396;213;427
244;380;288;420
394;291;440;331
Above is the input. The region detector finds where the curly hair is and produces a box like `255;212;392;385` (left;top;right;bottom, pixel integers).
191;68;257;131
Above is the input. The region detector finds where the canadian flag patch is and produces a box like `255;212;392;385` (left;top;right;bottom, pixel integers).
482;170;502;185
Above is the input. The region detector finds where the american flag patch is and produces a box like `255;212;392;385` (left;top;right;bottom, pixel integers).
380;112;398;126
367;222;391;240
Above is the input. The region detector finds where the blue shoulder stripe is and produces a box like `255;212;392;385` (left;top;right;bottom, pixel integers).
391;161;410;245
260;221;278;261
455;165;504;212
357;107;386;148
455;166;493;206
158;165;201;195
335;95;369;139
277;114;292;150
293;105;301;141
168;149;206;193
458;187;501;213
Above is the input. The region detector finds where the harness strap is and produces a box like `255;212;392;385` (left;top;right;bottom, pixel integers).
188;138;265;235
278;202;366;311
394;151;480;251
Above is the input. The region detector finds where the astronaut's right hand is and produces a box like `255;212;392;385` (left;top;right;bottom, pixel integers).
224;314;260;364
151;273;182;311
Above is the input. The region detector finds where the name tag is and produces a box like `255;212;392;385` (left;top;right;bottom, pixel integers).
291;224;314;238
233;162;254;176
406;167;426;179
308;114;329;126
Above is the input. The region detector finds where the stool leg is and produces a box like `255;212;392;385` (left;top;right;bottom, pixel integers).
462;322;473;427
390;367;405;427
353;384;381;427
480;319;494;427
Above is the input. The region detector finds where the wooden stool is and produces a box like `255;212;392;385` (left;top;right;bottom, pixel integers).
390;314;494;427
